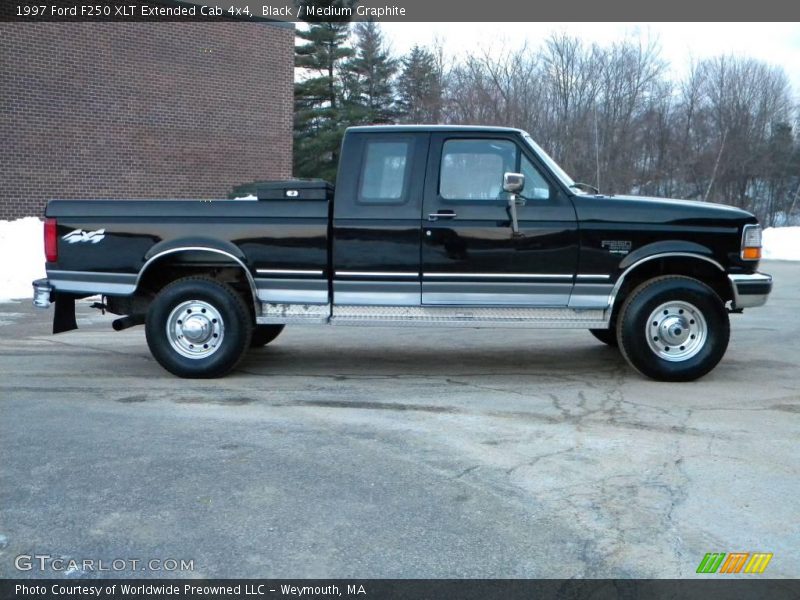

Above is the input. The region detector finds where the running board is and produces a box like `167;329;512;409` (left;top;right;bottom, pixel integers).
257;303;609;329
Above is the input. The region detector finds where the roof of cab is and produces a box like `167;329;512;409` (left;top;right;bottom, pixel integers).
345;124;526;134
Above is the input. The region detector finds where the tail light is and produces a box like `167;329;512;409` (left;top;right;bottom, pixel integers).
44;218;58;263
741;224;762;260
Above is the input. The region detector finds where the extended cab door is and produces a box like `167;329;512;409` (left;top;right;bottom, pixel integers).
421;132;579;305
331;132;429;306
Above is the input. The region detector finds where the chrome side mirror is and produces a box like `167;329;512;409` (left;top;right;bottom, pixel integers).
503;172;525;194
503;172;525;236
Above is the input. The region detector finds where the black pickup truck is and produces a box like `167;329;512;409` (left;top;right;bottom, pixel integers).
33;125;772;381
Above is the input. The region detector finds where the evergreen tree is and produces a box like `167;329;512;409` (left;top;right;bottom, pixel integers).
344;21;398;125
293;0;355;181
397;45;443;124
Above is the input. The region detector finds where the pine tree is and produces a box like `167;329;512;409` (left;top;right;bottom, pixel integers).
397;45;443;124
293;0;355;181
344;21;398;125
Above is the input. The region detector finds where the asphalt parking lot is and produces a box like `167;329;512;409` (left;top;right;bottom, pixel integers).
0;260;798;579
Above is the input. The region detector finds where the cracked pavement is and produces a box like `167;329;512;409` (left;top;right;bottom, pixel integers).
0;260;798;578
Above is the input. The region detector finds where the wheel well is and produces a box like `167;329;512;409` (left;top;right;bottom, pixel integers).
108;251;257;318
610;257;731;322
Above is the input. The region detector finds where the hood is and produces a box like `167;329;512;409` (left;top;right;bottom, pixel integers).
575;193;758;227
609;194;753;216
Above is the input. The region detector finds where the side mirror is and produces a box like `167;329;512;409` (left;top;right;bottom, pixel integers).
503;172;525;194
503;172;525;237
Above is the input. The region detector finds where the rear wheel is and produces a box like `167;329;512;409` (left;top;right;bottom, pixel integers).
251;324;285;348
616;275;729;381
590;328;618;347
145;276;253;378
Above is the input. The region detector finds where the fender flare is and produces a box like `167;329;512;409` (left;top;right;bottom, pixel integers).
136;239;259;313
618;240;720;270
608;247;727;310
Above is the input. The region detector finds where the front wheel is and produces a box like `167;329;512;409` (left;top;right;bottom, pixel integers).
616;276;730;382
145;276;253;378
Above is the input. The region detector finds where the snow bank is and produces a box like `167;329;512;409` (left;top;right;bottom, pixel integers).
762;227;800;261
0;217;45;302
0;219;798;303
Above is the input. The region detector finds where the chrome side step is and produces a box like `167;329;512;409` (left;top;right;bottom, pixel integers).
257;303;330;324
258;303;609;329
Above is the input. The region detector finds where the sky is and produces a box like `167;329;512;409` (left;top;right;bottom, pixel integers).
379;22;800;95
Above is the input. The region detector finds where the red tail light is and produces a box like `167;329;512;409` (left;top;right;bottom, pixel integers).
44;218;58;263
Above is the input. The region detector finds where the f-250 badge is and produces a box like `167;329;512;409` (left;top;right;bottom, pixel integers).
62;228;106;244
601;240;632;255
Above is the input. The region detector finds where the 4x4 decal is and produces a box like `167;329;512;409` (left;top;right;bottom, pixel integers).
62;229;105;244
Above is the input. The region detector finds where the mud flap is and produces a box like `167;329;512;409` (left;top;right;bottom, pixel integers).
53;294;78;334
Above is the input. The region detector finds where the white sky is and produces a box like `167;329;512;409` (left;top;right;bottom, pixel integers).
380;22;800;95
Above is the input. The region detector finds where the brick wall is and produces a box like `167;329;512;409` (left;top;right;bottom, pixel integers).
0;22;294;220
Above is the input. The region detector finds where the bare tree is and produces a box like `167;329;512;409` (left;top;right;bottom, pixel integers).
433;35;798;220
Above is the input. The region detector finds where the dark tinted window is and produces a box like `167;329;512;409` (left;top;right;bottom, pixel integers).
359;140;411;204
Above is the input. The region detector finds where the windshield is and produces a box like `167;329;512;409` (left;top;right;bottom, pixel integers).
521;133;578;191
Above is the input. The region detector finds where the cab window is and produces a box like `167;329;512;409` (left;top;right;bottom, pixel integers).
439;139;516;201
520;154;551;200
439;138;550;201
358;140;412;204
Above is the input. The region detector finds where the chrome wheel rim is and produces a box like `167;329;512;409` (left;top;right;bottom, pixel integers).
166;300;224;359
645;300;707;362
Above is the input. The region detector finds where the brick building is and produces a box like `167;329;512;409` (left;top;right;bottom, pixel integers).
0;21;294;220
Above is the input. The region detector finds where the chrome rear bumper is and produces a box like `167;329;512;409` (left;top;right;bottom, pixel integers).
32;278;53;308
728;272;772;309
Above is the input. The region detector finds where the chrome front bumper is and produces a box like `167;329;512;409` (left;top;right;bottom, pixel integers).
32;278;53;308
728;272;772;309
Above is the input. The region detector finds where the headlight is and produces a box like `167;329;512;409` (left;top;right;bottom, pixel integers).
741;224;762;260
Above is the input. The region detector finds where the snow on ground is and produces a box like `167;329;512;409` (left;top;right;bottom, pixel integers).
0;218;45;302
762;227;800;261
0;219;798;302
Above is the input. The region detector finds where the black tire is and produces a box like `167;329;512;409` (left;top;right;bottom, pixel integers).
590;328;618;347
145;276;253;378
616;275;729;382
250;324;285;348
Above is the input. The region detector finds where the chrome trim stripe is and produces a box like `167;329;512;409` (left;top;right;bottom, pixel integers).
335;271;418;277
423;273;573;279
568;282;615;310
257;269;324;275
576;274;611;280
255;278;328;304
48;279;137;295
136;246;260;313
46;269;138;295
422;281;572;306
333;280;419;306
47;269;137;282
607;252;726;310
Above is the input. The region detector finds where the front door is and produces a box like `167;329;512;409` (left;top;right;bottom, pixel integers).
421;133;578;306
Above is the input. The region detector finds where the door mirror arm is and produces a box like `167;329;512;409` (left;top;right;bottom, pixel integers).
503;172;525;237
507;194;523;237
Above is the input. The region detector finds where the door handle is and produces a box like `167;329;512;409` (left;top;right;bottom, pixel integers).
428;210;457;221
